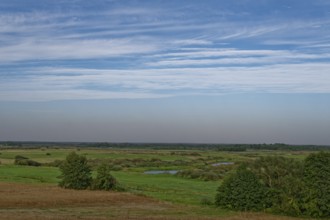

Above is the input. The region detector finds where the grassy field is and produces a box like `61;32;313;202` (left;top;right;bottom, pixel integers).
0;147;320;219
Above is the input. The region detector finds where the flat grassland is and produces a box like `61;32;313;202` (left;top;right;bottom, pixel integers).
0;147;317;219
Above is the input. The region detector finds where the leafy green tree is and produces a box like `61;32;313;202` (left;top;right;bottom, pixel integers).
92;163;117;190
272;175;307;216
249;156;306;215
215;166;270;211
304;151;330;218
58;152;92;190
250;156;303;188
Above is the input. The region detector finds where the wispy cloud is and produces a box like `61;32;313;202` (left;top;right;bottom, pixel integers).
1;63;330;101
0;1;330;101
147;47;330;67
0;38;160;63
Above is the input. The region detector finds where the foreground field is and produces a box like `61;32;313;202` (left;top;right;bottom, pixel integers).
0;182;311;220
0;147;322;219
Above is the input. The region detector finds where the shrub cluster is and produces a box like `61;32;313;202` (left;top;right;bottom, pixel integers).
215;152;330;218
14;155;41;166
215;167;270;211
177;164;235;181
177;169;221;181
58;152;117;191
91;163;117;190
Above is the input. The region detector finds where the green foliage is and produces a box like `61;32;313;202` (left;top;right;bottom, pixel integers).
177;163;235;181
215;167;270;211
14;155;41;166
177;169;222;181
44;159;63;167
249;156;307;215
219;154;330;217
303;151;330;218
271;175;307;216
58;152;92;190
15;159;41;166
92;163;117;190
250;156;303;188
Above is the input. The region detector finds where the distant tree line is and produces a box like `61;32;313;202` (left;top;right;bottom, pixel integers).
86;142;329;151
215;152;330;218
1;141;329;151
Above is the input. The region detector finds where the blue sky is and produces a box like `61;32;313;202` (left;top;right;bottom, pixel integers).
0;0;330;144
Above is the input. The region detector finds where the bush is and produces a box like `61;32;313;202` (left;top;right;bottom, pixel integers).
249;156;303;188
303;152;330;218
92;163;117;190
58;152;92;190
14;155;41;166
248;156;307;216
271;176;306;216
176;164;234;181
215;167;270;211
15;159;41;166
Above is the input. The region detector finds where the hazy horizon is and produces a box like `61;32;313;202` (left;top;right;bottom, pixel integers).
1;1;330;145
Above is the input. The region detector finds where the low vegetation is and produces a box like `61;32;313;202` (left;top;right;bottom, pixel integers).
0;144;329;219
14;155;41;166
215;152;330;218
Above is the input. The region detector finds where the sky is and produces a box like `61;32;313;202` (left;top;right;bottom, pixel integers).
0;0;330;145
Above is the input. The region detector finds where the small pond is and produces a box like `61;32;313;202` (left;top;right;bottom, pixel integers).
144;170;178;175
212;162;235;166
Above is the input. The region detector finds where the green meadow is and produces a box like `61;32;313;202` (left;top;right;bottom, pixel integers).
0;146;324;219
0;147;312;203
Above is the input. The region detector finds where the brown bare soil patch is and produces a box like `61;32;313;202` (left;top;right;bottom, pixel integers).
0;182;162;208
0;182;177;219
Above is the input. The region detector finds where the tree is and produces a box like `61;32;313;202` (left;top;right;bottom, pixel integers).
248;156;308;215
304;151;330;218
249;156;303;188
58;152;92;190
215;166;270;211
273;175;306;216
92;163;117;190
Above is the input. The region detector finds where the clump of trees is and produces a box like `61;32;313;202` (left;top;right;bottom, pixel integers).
215;152;330;218
58;152;117;191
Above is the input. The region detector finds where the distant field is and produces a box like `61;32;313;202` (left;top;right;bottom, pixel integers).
0;147;320;219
